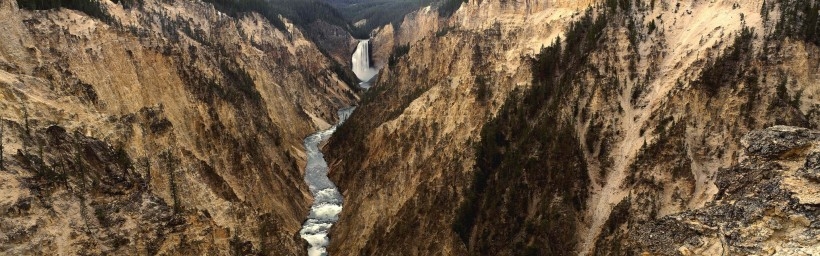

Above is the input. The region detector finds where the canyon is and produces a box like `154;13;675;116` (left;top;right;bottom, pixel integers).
1;0;819;255
326;0;820;255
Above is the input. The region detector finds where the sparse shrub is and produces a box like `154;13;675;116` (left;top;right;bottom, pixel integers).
647;20;656;34
229;231;257;256
21;152;66;189
388;44;410;68
776;75;789;102
161;151;181;213
619;0;633;12
94;204;112;227
436;26;452;37
695;27;755;96
330;61;358;91
114;147;133;171
771;0;820;45
0;120;4;171
219;61;262;104
17;0;116;24
437;0;466;17
791;89;803;109
474;75;492;103
631;84;642;104
111;0;142;9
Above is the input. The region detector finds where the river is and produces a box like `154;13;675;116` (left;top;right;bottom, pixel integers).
298;39;376;256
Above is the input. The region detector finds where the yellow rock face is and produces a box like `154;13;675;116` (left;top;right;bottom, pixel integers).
327;0;820;255
0;0;355;255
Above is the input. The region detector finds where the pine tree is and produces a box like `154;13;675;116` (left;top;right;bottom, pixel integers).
163;151;181;214
0;119;4;171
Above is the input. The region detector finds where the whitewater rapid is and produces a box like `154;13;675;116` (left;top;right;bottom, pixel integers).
299;107;354;256
299;39;376;256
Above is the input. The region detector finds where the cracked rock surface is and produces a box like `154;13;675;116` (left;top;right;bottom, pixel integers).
628;126;820;256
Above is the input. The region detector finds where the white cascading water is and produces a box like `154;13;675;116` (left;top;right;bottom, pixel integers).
299;107;355;256
351;39;378;88
299;38;378;256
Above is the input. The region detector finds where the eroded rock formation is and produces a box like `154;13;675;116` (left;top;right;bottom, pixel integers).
0;0;355;254
327;0;820;255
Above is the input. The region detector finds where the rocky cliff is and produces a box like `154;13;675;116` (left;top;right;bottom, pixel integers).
327;0;595;254
0;0;356;255
327;0;820;255
627;126;820;255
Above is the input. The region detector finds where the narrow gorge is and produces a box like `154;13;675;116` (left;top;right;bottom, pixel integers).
299;107;354;256
299;39;376;256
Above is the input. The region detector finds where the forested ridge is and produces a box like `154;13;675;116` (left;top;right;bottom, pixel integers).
203;0;353;32
17;0;471;39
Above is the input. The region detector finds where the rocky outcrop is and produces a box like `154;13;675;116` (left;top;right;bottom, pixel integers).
369;6;440;69
0;0;356;254
368;0;596;74
627;126;820;255
743;126;820;159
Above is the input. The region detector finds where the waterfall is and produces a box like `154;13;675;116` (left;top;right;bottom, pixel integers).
298;38;382;256
352;40;378;83
358;40;370;69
